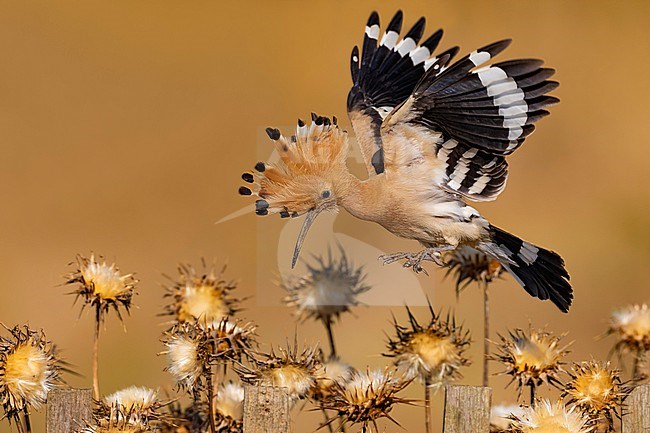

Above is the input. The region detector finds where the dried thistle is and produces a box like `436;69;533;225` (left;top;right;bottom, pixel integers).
490;404;524;432
491;326;570;403
509;399;593;433
163;260;241;330
237;340;320;401
446;246;503;295
99;386;169;425
446;246;503;388
159;401;206;433
384;306;471;385
310;357;355;402
0;325;64;427
385;305;469;433
213;382;244;433
160;323;212;392
608;303;650;380
65;253;137;399
319;367;412;431
66;253;137;322
80;417;152;433
212;318;257;363
282;248;369;357
563;361;629;430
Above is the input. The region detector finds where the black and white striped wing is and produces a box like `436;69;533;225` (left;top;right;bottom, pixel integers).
347;10;458;176
383;39;559;201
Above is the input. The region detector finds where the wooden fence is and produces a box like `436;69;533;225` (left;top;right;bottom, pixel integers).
45;384;650;433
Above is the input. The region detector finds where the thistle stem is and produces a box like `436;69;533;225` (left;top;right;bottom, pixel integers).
324;318;337;359
15;415;25;433
207;367;217;433
483;281;490;388
92;304;101;401
529;383;536;406
22;408;31;433
320;408;334;433
632;352;640;383
424;378;432;433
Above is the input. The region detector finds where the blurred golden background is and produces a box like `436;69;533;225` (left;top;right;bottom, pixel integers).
0;1;649;432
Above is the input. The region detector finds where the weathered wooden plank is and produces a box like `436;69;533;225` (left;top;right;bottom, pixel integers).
623;385;650;433
243;384;290;433
46;388;93;433
443;384;492;433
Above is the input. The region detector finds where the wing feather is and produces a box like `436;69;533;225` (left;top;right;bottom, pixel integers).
381;39;558;201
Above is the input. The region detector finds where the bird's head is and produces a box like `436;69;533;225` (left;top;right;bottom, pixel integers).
239;114;350;268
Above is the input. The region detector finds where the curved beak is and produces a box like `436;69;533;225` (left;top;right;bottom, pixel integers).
291;204;329;268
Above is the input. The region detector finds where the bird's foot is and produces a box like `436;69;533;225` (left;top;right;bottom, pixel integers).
379;246;454;274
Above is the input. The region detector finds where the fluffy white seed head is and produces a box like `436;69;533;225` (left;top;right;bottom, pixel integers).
510;399;592;433
81;257;133;300
609;304;650;352
103;386;158;412
2;343;52;408
215;382;245;420
163;335;203;388
490;403;525;431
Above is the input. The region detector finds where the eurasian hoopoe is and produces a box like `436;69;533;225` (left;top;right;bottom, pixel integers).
239;11;572;312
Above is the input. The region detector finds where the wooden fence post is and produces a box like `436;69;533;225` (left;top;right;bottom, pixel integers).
46;388;93;433
623;384;650;433
443;384;492;433
243;384;291;433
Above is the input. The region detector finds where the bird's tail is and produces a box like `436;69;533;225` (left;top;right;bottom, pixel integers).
477;225;572;312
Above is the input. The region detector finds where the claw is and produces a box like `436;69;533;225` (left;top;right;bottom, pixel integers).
379;246;453;274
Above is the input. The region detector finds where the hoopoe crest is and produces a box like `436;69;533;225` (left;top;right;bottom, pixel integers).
240;116;349;266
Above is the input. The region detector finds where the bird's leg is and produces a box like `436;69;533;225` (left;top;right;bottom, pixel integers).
379;246;455;273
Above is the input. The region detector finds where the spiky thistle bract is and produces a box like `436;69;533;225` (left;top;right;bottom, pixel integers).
384;305;471;385
236;339;320;401
163;260;241;330
282;247;369;325
563;361;629;431
66;253;137;322
0;325;64;425
491;326;570;398
445;246;503;296
212;318;257;363
99;386;170;426
310;357;355;402
319;367;413;431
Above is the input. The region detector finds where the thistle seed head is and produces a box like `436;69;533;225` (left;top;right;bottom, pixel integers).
490;403;524;432
446;246;503;295
282;248;369;325
319;367;412;429
237;340;320;401
66;254;137;322
214;382;244;433
608;304;650;356
310;357;355;401
160;323;211;392
491;326;569;397
212;318;257;363
385;306;471;384
0;325;64;422
563;361;629;430
509;399;593;433
100;386;168;425
163;261;240;330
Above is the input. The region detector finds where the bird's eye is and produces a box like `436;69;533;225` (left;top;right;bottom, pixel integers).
321;190;331;199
